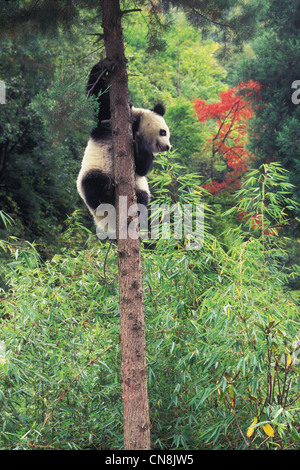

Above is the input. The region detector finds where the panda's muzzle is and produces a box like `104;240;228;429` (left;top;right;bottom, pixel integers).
157;141;170;153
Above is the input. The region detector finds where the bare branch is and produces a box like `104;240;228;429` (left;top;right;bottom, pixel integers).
87;33;105;44
191;7;230;28
121;8;142;16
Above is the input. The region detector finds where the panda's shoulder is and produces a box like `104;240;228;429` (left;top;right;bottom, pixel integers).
131;106;144;120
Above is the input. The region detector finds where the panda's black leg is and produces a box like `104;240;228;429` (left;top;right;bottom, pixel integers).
134;132;154;176
81;170;115;209
136;189;150;206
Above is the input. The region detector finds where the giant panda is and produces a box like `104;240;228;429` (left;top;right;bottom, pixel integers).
76;61;171;234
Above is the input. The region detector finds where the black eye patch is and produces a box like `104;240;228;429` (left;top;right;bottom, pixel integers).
159;129;167;136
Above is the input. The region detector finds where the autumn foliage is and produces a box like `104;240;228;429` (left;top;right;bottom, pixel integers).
194;81;261;195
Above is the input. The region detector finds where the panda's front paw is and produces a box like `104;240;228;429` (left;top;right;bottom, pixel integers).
134;131;143;145
135;131;148;154
104;176;115;191
134;132;154;176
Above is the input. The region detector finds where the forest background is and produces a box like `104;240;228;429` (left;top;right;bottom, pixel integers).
0;0;299;450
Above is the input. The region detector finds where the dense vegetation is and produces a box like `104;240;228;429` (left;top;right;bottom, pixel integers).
0;0;299;450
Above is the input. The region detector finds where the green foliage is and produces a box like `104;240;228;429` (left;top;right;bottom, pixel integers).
31;64;98;145
231;162;299;234
165;97;207;171
237;1;300;211
1;157;299;450
0;25;100;255
0;0;90;38
161;0;265;48
125;11;227;106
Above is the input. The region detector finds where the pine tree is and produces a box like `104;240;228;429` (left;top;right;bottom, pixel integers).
238;0;300;212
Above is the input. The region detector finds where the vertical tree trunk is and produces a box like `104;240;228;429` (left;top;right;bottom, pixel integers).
101;0;151;450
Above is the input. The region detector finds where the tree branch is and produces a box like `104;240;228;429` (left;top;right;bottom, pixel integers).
121;8;142;16
191;7;230;28
87;33;105;44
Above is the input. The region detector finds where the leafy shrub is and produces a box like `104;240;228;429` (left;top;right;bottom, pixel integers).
0;158;299;450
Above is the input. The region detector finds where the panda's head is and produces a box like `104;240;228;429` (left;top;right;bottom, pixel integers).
132;104;171;155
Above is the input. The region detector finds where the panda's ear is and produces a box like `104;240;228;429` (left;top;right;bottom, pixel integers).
153;103;165;116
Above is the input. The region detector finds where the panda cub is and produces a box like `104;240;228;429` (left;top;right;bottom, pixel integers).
77;61;171;231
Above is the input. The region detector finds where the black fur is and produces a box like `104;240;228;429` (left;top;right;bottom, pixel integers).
134;132;154;176
153;103;165;116
136;190;150;206
90;122;111;141
82;171;115;209
87;62;111;121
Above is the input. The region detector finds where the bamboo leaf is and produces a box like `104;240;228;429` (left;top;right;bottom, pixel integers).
228;385;235;399
262;423;275;437
246;416;257;438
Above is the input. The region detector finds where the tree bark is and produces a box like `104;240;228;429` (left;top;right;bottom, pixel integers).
101;0;151;450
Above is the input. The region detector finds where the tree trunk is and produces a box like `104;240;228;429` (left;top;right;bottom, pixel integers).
101;0;151;450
